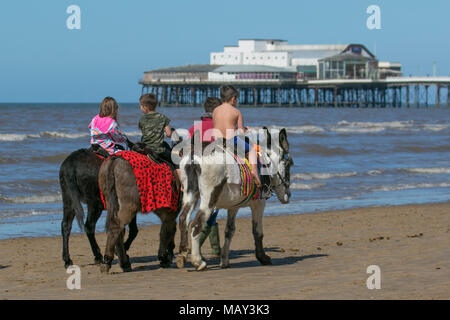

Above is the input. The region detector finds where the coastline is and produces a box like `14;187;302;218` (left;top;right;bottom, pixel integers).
0;202;449;299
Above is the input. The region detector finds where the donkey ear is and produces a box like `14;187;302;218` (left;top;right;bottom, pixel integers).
263;126;271;149
279;128;289;152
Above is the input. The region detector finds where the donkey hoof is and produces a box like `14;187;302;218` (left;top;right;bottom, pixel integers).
196;261;207;271
94;257;103;265
122;266;132;273
220;263;230;269
100;264;111;274
160;261;171;268
176;255;186;269
64;259;73;269
258;255;272;265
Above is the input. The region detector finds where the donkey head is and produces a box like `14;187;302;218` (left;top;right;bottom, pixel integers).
262;127;293;204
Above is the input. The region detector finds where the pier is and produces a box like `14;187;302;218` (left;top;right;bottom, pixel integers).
139;77;450;108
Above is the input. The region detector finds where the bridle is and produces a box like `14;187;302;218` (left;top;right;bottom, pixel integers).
263;150;293;194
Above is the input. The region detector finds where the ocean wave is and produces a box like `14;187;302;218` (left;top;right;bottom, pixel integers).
293;171;357;180
372;182;450;192
332;120;450;134
337;120;414;129
0;194;61;204
422;124;450;132
0;130;141;142
291;182;326;190
366;169;384;176
285;125;325;134
331;127;386;134
0;133;40;141
401;167;450;174
40;131;89;139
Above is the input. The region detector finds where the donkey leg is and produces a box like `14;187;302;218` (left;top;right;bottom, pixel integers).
115;229;132;272
101;219;122;274
250;200;272;265
85;201;103;265
61;208;75;268
176;193;198;268
190;207;210;271
157;209;177;268
123;216;138;252
220;208;239;269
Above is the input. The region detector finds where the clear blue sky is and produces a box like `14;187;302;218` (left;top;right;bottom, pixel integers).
0;0;448;102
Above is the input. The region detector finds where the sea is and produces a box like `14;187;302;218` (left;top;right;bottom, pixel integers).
1;103;450;240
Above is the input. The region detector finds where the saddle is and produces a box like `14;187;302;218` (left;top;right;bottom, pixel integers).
88;143;110;159
131;141;181;193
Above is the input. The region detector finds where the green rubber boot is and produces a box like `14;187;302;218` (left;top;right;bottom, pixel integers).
199;224;211;248
208;225;221;257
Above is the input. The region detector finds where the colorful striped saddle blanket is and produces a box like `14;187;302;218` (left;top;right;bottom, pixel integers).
224;149;261;201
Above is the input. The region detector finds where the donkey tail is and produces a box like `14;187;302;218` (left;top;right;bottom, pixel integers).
101;157;120;233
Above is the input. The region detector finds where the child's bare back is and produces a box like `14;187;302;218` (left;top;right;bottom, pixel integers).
212;103;243;140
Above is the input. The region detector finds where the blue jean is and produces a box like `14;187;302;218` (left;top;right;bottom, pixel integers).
207;208;219;227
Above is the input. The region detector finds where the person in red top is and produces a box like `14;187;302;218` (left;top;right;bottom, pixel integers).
188;97;220;143
188;97;222;257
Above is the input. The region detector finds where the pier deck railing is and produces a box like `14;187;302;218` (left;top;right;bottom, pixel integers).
139;77;450;107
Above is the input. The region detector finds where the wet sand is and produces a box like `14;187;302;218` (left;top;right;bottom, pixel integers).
0;202;449;300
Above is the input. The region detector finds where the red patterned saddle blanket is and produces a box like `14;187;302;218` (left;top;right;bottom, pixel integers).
100;151;179;213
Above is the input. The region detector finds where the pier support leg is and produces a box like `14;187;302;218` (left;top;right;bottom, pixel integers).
436;85;441;107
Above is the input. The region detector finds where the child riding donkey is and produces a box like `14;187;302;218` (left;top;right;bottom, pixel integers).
177;85;291;270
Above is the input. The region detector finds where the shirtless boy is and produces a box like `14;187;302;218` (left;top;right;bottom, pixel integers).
212;85;261;188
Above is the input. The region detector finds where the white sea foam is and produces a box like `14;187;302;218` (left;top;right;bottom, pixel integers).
373;182;450;192
285;125;325;134
40;131;89;139
0;133;39;141
0;194;61;204
337;120;414;129
291;182;326;190
124;131;142;137
331;127;386;133
401;167;450;174
293;171;357;180
422;124;450;132
366;169;384;176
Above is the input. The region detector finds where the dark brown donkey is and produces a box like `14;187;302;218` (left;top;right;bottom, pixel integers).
59;145;138;268
98;151;181;273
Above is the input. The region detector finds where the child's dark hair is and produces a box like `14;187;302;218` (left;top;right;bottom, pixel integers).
139;93;158;111
220;85;239;103
203;97;221;113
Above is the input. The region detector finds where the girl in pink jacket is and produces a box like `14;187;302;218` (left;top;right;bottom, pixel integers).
88;97;128;155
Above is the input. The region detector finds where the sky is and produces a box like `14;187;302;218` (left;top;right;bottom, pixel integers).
0;0;448;102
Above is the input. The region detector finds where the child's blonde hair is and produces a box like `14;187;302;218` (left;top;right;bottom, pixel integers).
99;97;119;121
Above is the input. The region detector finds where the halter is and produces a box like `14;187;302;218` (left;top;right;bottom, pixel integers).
262;151;292;194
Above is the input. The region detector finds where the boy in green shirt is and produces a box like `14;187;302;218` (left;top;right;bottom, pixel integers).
138;93;182;189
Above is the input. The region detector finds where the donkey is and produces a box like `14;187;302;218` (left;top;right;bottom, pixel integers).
97;150;181;273
176;127;293;270
59;145;138;268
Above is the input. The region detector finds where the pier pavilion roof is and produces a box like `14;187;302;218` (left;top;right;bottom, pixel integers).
212;64;297;73
145;64;221;74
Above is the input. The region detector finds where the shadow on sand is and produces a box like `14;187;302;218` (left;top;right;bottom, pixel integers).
0;265;10;270
121;247;328;272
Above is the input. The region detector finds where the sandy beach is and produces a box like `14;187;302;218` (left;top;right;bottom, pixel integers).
0;202;449;300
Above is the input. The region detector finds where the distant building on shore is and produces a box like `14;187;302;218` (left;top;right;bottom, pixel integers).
142;39;402;83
